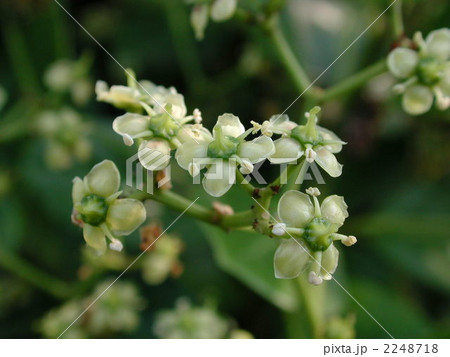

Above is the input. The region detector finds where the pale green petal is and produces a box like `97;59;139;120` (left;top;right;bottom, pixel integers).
83;224;107;254
211;0;237;22
106;199;146;236
320;244;339;279
320;195;348;227
268;137;302;164
214;113;245;138
315;148;343;177
138;140;171;171
424;28;450;61
175;141;209;170
318;126;344;153
112;113;149;137
85;160;120;197
274;239;310;279
439;64;450;96
387;48;419;78
402;85;434;115
72;177;86;204
269;114;297;133
278;190;314;228
177;124;213;144
202;159;236;197
237;136;275;163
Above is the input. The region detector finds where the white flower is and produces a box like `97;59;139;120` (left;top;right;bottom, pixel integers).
175;113;275;197
72;160;146;254
269;107;345;177
387;28;450;115
273;189;355;283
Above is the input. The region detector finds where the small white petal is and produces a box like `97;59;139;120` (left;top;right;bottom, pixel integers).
83;224;106;254
318;126;345;153
177;124;213;144
138;140;171;171
315;147;343;177
188;162;201;177
210;0;237;22
122;134;134;146
387;48;419;79
272;223;286;236
320;195;349;227
214;113;245;138
202;159;236;197
106;198;146;236
239;159;254;175
72;177;86;204
269;137;302;164
113;113;149;137
402;85;434;115
274;239;310;279
175;141;209;170
237;136;275;163
424;28;450;61
85;160;120;197
320;244;339;279
278;190;314;228
305;147;317;163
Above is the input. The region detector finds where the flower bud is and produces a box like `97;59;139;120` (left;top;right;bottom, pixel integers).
210;0;237;22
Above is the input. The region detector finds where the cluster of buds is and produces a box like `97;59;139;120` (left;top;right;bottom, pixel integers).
387;28;450;115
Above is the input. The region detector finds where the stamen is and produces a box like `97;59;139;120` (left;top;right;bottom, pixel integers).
272;223;286;236
239;159;254;175
306;187;321;197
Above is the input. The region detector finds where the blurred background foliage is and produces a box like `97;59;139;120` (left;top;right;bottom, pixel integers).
0;0;449;338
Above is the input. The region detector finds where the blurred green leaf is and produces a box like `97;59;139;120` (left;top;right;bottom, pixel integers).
200;223;298;312
0;196;25;252
352;279;433;338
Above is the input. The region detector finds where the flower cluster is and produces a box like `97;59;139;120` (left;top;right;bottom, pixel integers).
387;28;450;115
272;188;356;285
39;280;144;338
189;0;237;40
36;108;92;170
153;298;252;339
72;160;146;254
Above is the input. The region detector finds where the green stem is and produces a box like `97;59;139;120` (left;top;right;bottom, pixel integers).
391;0;404;39
150;189;254;229
266;18;318;97
0;249;72;300
296;275;326;338
320;59;387;102
236;170;257;196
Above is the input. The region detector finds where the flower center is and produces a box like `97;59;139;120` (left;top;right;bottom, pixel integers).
303;217;335;251
148;113;180;140
207;128;239;159
416;57;442;86
79;194;109;226
290;106;323;147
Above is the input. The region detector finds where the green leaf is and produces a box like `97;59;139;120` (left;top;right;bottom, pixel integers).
0;196;25;252
200;223;298;312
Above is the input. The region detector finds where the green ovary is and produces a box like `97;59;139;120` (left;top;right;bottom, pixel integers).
79;194;109;226
417;58;442;86
207;136;239;159
303;217;336;251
